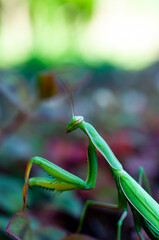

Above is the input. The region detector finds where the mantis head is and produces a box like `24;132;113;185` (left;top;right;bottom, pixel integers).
66;116;84;133
60;82;84;133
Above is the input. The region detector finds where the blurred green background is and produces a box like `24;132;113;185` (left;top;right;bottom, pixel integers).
0;0;159;239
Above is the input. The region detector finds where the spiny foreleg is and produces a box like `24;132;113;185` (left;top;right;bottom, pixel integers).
21;141;98;211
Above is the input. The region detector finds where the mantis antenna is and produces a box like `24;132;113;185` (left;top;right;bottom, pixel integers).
57;79;74;117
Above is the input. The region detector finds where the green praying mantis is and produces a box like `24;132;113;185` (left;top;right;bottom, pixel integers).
21;97;159;240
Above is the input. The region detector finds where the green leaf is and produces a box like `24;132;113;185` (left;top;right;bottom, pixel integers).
6;213;32;240
6;214;67;240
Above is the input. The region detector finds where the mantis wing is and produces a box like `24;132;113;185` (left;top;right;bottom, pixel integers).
119;170;159;232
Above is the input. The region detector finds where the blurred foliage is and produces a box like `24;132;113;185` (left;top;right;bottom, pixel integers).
1;0;159;68
29;0;93;24
0;0;95;67
0;174;23;213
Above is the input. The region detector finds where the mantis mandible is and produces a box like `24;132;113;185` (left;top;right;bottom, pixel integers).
21;101;159;240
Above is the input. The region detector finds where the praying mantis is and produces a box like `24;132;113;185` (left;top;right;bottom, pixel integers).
21;102;159;239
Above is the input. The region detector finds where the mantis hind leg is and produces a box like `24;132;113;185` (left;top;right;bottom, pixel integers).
77;200;121;233
138;167;152;196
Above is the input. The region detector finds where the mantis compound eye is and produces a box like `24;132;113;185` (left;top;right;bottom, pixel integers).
74;116;84;124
